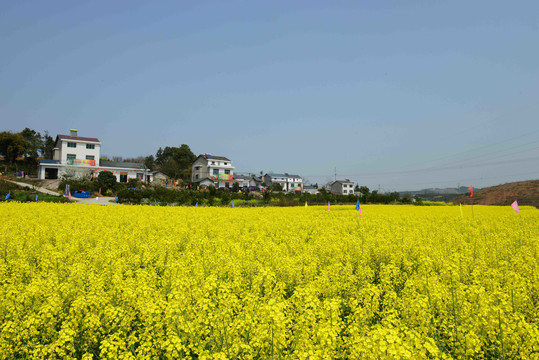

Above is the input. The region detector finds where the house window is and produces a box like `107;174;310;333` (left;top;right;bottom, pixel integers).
213;169;219;176
225;170;230;174
86;155;95;160
195;174;199;179
195;166;200;170
67;142;76;148
211;161;215;165
120;173;128;183
86;144;95;149
224;162;228;165
67;154;76;160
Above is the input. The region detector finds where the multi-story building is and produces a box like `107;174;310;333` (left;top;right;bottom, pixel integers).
330;179;355;195
38;129;152;182
191;154;234;188
263;173;303;192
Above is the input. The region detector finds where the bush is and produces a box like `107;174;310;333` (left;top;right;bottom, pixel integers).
117;188;143;204
220;192;231;205
96;171;117;193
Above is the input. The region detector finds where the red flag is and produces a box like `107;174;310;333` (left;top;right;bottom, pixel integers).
468;186;473;197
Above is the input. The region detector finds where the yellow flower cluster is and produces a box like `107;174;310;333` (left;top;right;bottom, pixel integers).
0;203;538;359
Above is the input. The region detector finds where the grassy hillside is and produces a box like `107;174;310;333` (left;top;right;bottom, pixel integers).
452;179;539;207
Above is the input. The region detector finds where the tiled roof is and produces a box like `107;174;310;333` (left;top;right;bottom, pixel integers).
39;159;61;164
193;177;214;183
57;134;100;143
199;154;231;161
100;160;148;170
331;180;354;185
266;173;302;179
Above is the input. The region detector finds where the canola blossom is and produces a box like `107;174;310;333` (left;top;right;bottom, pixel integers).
1;202;538;359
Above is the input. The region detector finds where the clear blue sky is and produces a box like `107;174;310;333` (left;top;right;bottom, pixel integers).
1;1;538;191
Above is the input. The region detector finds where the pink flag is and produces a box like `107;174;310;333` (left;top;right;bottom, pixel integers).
511;200;520;214
68;191;71;200
468;186;473;197
359;209;362;217
328;201;330;211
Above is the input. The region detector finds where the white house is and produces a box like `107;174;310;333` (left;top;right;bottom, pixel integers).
330;179;355;195
38;129;152;183
193;177;215;188
192;154;234;189
263;173;303;192
302;185;319;194
234;174;251;188
233;174;263;189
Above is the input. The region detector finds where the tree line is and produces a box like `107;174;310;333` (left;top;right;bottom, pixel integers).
0;128;55;174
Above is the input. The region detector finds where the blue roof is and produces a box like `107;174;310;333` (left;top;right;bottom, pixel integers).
39;159;60;164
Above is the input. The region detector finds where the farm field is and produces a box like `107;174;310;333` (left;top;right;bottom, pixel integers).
1;203;538;359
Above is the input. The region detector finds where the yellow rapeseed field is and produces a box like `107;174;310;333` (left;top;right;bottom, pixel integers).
1;202;538;359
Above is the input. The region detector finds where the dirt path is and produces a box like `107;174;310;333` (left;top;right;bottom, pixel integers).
5;180;120;205
6;179;61;196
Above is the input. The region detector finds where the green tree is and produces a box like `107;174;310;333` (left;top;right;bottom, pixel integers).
359;186;370;197
262;189;272;203
232;182;240;192
161;159;182;180
40;131;55;159
271;183;283;192
155;144;196;181
20;128;42;159
155;148;165;165
144;155;155;171
0;131;26;165
96;171;117;192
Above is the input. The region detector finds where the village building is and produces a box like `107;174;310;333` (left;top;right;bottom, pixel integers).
233;174;264;189
302;185;320;194
263;173;303;192
149;170;169;185
37;129;152;182
191;154;234;189
329;179;355;195
192;177;215;189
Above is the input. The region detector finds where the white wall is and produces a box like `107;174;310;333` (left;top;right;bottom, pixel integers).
59;140;101;165
331;182;354;194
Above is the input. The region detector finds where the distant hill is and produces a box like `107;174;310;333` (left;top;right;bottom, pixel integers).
399;186;469;202
451;180;539;207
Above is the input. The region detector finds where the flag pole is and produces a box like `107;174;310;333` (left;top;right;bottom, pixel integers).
468;185;474;219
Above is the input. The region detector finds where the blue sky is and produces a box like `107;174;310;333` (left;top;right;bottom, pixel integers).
1;1;538;191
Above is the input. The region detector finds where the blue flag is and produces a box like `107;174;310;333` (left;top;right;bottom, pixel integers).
35;194;38;201
5;192;10;200
355;200;360;211
154;199;157;205
195;202;198;207
232;200;235;208
115;196;118;203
